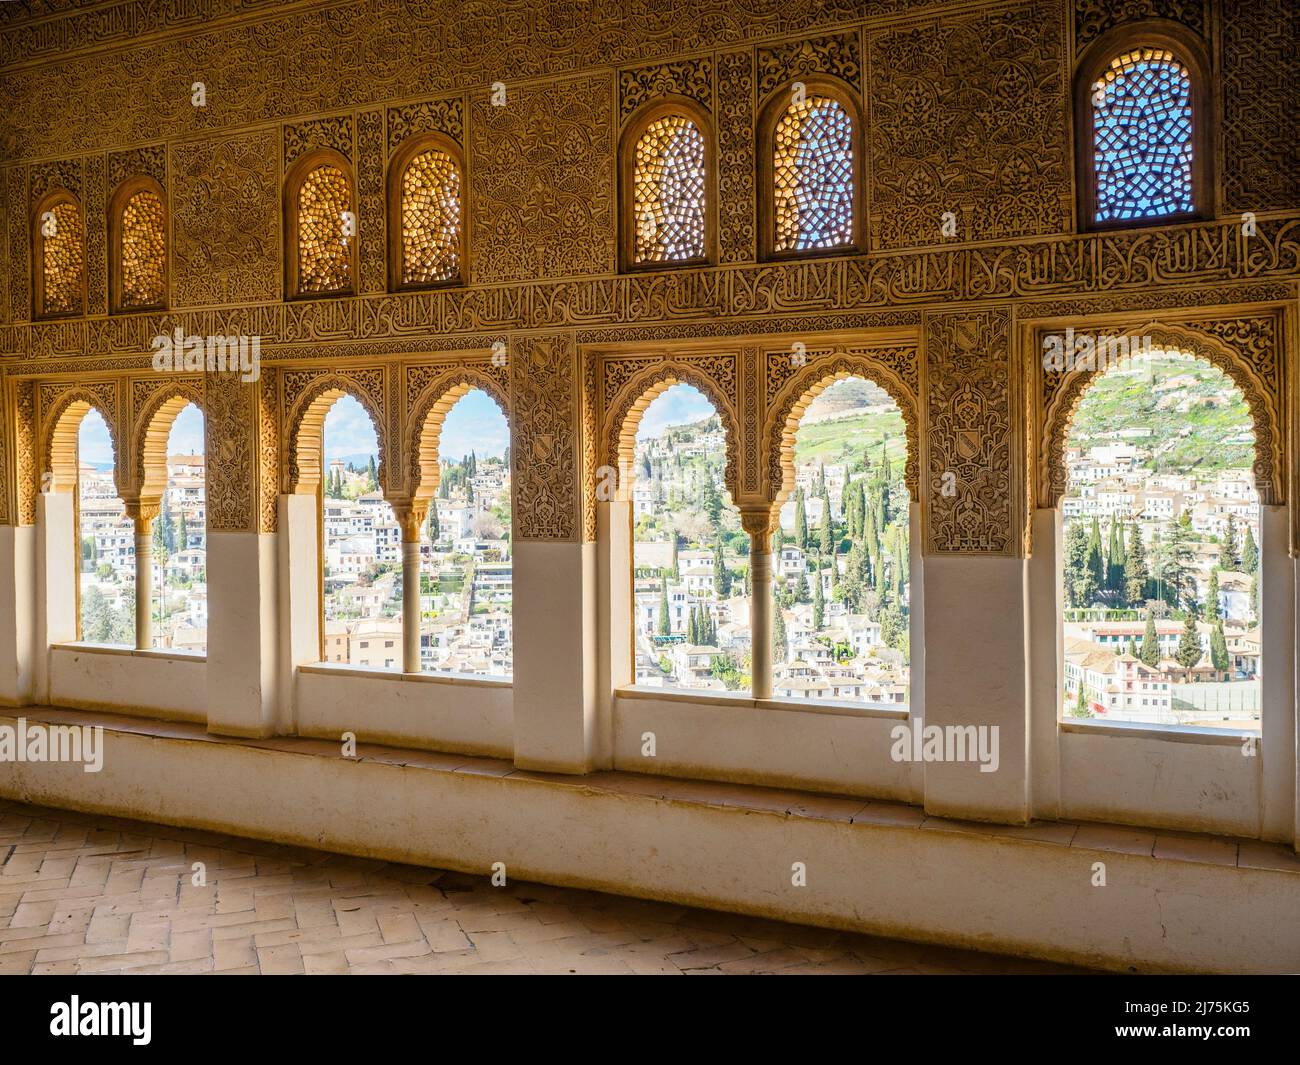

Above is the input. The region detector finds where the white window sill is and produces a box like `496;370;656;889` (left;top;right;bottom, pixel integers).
51;642;207;664
300;661;511;689
616;684;909;720
1060;717;1253;746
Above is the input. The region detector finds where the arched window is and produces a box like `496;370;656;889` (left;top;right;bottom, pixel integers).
759;80;861;258
319;395;395;668
777;377;910;707
419;389;511;677
1060;348;1260;730
1075;26;1211;228
76;408;132;645
109;177;167;311
152;404;205;652
388;135;464;289
285;151;356;298
630;384;742;692
620;101;712;268
33;191;85;318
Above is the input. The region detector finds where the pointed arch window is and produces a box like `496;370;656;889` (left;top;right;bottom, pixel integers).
760;79;862;258
110;177;167;312
388;134;464;289
33;191;85;318
284;150;357;298
1075;25;1212;228
620;99;714;269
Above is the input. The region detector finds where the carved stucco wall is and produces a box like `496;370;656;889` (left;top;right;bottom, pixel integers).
0;0;1294;554
868;0;1071;250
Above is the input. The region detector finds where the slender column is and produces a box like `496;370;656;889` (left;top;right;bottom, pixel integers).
402;539;421;673
396;503;427;674
127;503;159;651
743;507;775;701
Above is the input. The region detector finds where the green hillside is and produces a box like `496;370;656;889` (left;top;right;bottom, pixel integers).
1067;354;1254;473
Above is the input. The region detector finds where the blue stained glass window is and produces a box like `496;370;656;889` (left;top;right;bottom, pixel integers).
1091;48;1194;223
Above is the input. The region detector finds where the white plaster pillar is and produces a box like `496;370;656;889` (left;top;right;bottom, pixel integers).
132;515;154;650
276;493;320;736
904;500;926;802
0;524;37;706
35;492;76;704
1027;507;1063;821
402;538;421;673
512;539;598;773
1256;504;1295;844
206;530;278;738
749;533;773;701
922;552;1030;824
596;497;632;766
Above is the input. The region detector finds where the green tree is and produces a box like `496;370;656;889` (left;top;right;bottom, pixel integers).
772;598;787;664
1205;570;1220;622
818;493;832;556
1139;610;1161;667
1127;636;1139;658
1085;517;1105;604
366;455;378;492
1156;514;1194;610
428;504;440;542
1175;611;1202;669
793;489;808;552
1218;514;1239;571
700;474;722;532
178;511;188;552
1210;621;1230;673
1123;522;1149;608
795;568;811;604
687;605;699;645
812;566;824;630
864;505;880;564
712;537;731;598
1073;682;1089;718
657;583;670;637
1241;525;1258;574
880;602;904;650
1064;521;1090;609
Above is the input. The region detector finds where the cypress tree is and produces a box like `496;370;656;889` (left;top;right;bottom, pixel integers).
1205;570;1221;622
1218;514;1239;571
1210;621;1230;673
1085;517;1104;604
1140;610;1161;667
1064;521;1090;609
1241;526;1258;574
1123;522;1149;608
794;489;808;551
818;500;832;556
712;537;731;597
657;584;670;637
812;566;824;630
1175;612;1202;669
366;455;378;491
772;598;787;664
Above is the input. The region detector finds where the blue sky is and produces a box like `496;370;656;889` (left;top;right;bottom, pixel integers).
322;390;508;463
78;402;203;468
636;384;715;440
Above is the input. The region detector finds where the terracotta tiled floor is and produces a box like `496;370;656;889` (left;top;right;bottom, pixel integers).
0;799;1090;975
